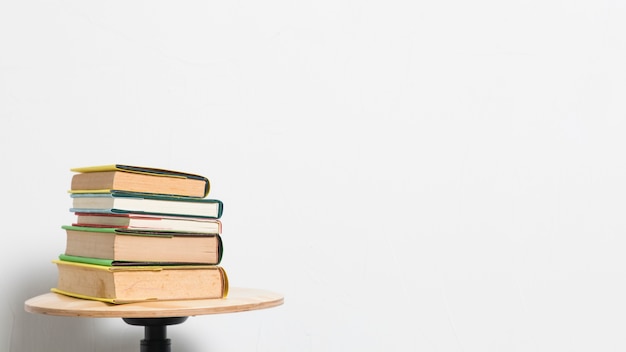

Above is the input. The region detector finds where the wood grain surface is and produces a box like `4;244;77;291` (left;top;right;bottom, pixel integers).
25;287;284;318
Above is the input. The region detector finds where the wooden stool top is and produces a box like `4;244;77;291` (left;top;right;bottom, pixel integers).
25;287;284;318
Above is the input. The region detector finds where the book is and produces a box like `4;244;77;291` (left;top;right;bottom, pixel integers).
70;192;224;219
72;213;222;234
52;256;229;304
70;164;210;198
63;226;223;264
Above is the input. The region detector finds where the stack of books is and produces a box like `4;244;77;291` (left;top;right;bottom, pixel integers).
51;164;228;304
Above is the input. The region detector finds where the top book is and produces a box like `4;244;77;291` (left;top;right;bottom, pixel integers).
70;164;210;198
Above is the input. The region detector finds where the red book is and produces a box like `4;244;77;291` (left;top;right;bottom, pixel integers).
73;213;222;234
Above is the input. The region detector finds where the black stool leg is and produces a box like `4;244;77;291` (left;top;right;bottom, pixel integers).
123;317;189;352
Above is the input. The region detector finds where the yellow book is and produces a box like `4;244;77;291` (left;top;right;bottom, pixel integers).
70;164;210;198
52;258;228;304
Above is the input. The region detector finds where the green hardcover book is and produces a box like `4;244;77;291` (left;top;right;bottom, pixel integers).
62;226;223;265
70;192;224;219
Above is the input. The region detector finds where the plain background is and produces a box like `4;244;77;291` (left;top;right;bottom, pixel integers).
2;1;626;351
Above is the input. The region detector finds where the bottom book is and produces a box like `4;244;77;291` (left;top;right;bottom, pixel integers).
52;257;229;304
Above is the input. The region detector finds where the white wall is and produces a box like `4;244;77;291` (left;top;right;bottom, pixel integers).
2;1;626;351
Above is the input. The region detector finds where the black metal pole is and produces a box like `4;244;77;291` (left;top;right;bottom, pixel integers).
123;317;189;352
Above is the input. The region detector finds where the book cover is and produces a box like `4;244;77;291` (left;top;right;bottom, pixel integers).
70;164;210;198
52;257;229;304
70;191;224;219
62;226;224;264
72;213;222;234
